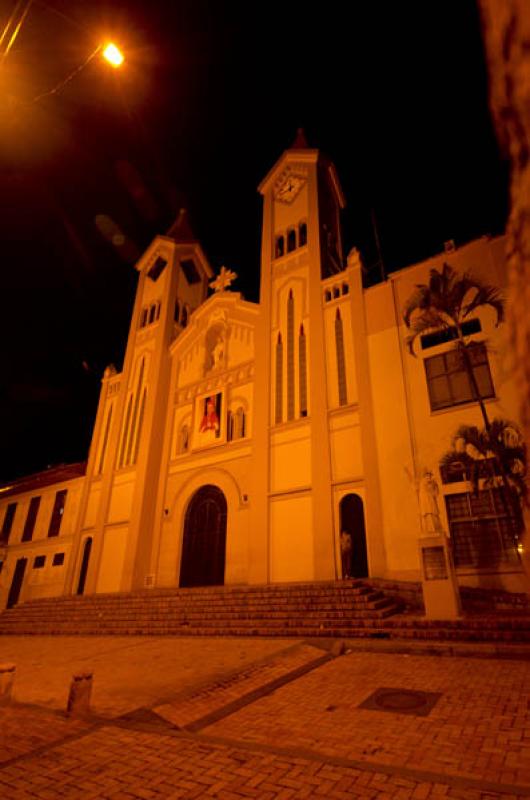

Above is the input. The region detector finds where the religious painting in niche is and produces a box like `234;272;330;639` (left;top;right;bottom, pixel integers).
194;392;224;448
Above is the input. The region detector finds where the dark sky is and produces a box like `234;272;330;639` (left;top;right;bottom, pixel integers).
0;0;509;483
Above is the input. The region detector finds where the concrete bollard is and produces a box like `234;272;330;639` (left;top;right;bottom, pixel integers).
0;663;16;703
66;672;93;716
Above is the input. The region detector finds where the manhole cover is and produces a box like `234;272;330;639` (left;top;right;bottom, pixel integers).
358;687;442;717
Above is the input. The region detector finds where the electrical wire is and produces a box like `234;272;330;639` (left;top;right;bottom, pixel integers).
31;44;101;102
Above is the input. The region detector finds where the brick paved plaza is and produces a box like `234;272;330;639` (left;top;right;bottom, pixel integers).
0;636;529;799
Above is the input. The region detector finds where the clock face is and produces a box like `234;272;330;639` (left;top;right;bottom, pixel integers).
274;173;306;204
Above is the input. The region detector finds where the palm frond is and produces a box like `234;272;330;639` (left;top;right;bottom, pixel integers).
451;424;485;454
402;285;430;327
462;283;505;325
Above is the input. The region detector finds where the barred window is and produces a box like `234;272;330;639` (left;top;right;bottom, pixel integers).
445;489;519;568
424;343;494;412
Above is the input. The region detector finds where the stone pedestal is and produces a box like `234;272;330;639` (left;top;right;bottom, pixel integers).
0;664;16;703
67;672;93;715
419;535;461;620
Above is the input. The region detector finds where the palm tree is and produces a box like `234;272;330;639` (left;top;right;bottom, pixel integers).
403;262;504;431
440;419;527;549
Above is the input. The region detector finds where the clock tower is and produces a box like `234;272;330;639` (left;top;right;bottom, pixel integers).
249;131;346;583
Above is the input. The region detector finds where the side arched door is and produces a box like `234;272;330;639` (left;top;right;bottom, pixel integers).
339;494;369;578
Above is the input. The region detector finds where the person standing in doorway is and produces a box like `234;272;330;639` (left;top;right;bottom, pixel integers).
340;530;353;579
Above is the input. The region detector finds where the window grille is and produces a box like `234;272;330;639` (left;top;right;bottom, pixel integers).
445;489;519;568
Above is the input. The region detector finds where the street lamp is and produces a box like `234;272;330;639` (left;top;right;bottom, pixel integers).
102;43;124;69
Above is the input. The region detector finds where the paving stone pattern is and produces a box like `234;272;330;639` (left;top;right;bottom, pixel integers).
0;721;524;800
155;643;328;729
0;641;529;798
206;652;530;790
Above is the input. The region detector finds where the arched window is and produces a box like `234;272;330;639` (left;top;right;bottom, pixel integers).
119;395;132;468
333;286;340;299
132;388;147;465
342;283;349;295
298;222;307;247
126;358;145;465
181;305;188;328
275;332;283;424
139;308;148;328
226;410;233;442
287;229;296;252
149;304;156;324
335;309;347;406
299;324;307;417
325;290;332;302
97;405;113;475
287;290;295;420
155;302;161;321
275;235;285;258
174;300;180;322
234;407;245;439
178;423;190;454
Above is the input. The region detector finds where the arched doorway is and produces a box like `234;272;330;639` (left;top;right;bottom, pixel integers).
339;494;368;578
180;485;227;587
77;537;92;595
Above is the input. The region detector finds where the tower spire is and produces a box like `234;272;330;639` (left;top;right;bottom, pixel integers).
166;208;196;243
291;127;309;149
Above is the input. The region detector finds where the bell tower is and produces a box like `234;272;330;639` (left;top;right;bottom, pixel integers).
69;209;214;596
249;131;345;584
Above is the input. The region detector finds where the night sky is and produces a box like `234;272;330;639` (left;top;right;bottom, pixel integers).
0;0;509;483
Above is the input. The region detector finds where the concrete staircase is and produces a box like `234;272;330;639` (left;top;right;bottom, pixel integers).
0;581;398;637
1;580;530;642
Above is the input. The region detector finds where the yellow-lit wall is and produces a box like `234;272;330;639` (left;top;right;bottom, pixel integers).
0;476;84;606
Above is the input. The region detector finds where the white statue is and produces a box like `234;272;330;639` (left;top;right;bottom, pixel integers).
211;335;225;369
419;469;444;534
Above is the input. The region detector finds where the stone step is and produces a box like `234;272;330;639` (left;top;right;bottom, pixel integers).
16;582;377;603
5;580;530;643
2;621;530;642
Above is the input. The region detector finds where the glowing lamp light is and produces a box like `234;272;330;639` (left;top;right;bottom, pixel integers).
102;43;124;68
517;542;525;554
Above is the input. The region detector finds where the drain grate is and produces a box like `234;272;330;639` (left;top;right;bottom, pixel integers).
358;687;442;717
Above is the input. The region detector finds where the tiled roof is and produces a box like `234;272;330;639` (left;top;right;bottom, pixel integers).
0;462;86;500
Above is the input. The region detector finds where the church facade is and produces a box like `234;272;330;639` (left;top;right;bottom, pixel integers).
0;139;524;610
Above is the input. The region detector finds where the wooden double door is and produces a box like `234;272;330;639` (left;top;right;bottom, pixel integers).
179;485;227;588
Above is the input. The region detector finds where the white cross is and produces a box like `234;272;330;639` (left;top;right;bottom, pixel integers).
210;266;237;293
